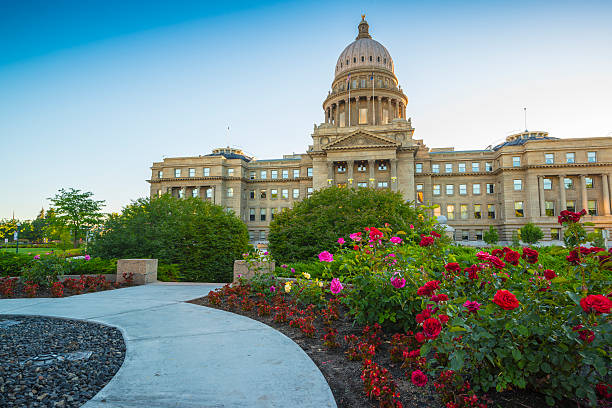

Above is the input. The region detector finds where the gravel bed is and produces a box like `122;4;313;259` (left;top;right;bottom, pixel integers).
0;315;126;408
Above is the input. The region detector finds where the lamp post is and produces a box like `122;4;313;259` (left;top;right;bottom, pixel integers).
15;223;21;254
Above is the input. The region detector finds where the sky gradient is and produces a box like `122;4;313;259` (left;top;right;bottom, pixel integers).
2;0;611;219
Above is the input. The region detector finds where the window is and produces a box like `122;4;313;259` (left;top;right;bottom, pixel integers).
357;182;368;188
461;230;469;240
281;189;289;199
447;204;455;220
271;208;276;220
248;231;255;240
260;190;267;199
564;178;573;189
377;181;388;188
282;169;289;179
307;187;313;198
472;162;480;172
486;183;495;194
545;201;555;216
432;164;440;173
378;162;387;171
474;204;481;219
512;157;521;167
416;184;424;203
352;79;357;89
445;163;453;173
337;164;346;173
473;184;481;194
485;162;493;172
359;108;368;124
587;151;597;163
260;170;267;179
585;177;594;188
446;185;454;195
271;189;278;199
358;163;367;172
158;170;163;178
566;152;575;163
433;206;441;217
174;168;181;177
458;163;466;173
476;230;483;240
307;167;313;177
293;188;299;199
488;204;496;219
551;228;560;240
249;208;255;221
460;204;468;220
206;188;213;199
260;209;266;221
360;78;366;87
588;200;597;215
227;188;233;198
515;201;524;217
567;200;575;212
178;189;185;199
293;169;300;178
191;188;198;198
259;230;266;240
459;184;467;195
203;167;210;177
271;170;278;179
249;171;256;180
433;184;441;195
543;178;552;190
514;179;523;191
415;163;423;173
227;168;234;176
545;153;554;164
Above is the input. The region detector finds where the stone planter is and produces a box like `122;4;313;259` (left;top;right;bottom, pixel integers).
116;259;158;285
233;260;276;282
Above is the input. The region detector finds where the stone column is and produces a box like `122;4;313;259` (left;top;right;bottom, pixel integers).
347;159;354;186
558;175;566;212
390;159;398;191
345;98;350;127
366;96;372;124
368;159;376;187
538;176;546;216
335;103;339;126
602;174;611;215
327;161;334;186
377;96;382;125
399;102;403;119
580;175;588;213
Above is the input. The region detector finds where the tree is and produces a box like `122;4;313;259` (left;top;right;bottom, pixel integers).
520;222;544;245
483;225;499;245
268;187;436;263
88;195;249;282
48;188;106;248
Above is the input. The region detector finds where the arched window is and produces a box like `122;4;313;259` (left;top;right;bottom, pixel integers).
384;58;386;64
361;56;364;62
369;56;372;62
353;57;356;63
377;56;380;62
346;59;349;65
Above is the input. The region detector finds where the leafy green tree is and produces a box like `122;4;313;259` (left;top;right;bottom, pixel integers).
0;219;18;241
268;187;435;263
88;195;248;282
483;225;499;245
520;222;544;245
48;188;106;248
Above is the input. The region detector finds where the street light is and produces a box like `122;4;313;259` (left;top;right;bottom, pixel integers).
15;223;21;254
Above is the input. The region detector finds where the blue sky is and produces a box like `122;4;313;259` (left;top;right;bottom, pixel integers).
1;0;611;219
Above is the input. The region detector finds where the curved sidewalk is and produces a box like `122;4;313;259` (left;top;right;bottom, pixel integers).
0;283;336;408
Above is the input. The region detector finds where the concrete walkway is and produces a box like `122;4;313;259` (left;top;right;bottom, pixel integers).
0;283;336;408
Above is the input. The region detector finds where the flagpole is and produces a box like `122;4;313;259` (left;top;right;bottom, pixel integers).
348;75;351;127
371;72;375;125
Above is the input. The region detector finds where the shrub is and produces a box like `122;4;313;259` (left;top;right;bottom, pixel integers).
88;195;249;282
268;187;434;263
483;226;498;245
157;263;183;282
21;256;66;286
520;222;544;245
65;257;116;275
0;252;32;277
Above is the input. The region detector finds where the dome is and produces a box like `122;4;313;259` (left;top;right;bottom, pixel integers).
335;17;394;78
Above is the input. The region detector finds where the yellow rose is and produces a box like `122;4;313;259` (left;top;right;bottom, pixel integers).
284;282;292;293
318;281;323;287
303;273;311;280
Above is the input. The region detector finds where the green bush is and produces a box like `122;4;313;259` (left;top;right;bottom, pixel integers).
88;195;249;282
520;222;544;245
157;263;183;282
268;187;434;263
66;257;116;275
21;256;66;286
0;252;32;277
483;225;499;245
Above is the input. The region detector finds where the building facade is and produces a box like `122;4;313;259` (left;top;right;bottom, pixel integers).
148;17;612;245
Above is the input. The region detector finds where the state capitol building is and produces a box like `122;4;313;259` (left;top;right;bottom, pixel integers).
149;17;612;245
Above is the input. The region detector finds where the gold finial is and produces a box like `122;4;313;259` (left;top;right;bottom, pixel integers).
361;14;366;21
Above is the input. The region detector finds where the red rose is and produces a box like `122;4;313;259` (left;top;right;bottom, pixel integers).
543;269;557;280
444;262;461;273
411;370;428;387
431;231;441;238
580;294;611;314
415;309;431;324
366;227;383;241
493;289;520;310
431;293;449;303
491;248;504;257
419;235;435;247
464;265;479;280
415;332;426;343
504;250;520;266
422;317;442;339
438;314;449;324
487;255;506;269
353;245;359;251
596;383;612;400
522;248;539;264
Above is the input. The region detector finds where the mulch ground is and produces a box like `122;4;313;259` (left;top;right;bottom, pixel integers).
189;292;580;408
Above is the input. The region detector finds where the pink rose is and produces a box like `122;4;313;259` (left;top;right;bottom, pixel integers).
318;251;334;263
330;278;343;294
463;300;481;313
390;276;406;289
33;255;40;260
390;236;402;244
270;286;276;292
409;224;414;229
337;237;345;245
349;232;362;242
411;370;428;387
85;255;91;261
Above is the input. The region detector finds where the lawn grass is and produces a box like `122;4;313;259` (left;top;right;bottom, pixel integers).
0;247;63;256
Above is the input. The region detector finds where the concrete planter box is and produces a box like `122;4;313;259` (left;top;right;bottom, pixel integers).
233;260;275;282
117;259;158;285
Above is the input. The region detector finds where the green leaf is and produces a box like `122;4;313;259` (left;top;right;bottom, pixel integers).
565;291;581;307
541;362;552;373
449;326;467;332
512;348;522;361
449;350;465;371
517;325;529;337
545;396;555;406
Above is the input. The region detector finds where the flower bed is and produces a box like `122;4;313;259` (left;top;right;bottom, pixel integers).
196;214;611;408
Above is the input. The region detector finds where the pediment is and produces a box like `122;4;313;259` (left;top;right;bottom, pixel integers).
322;131;399;151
